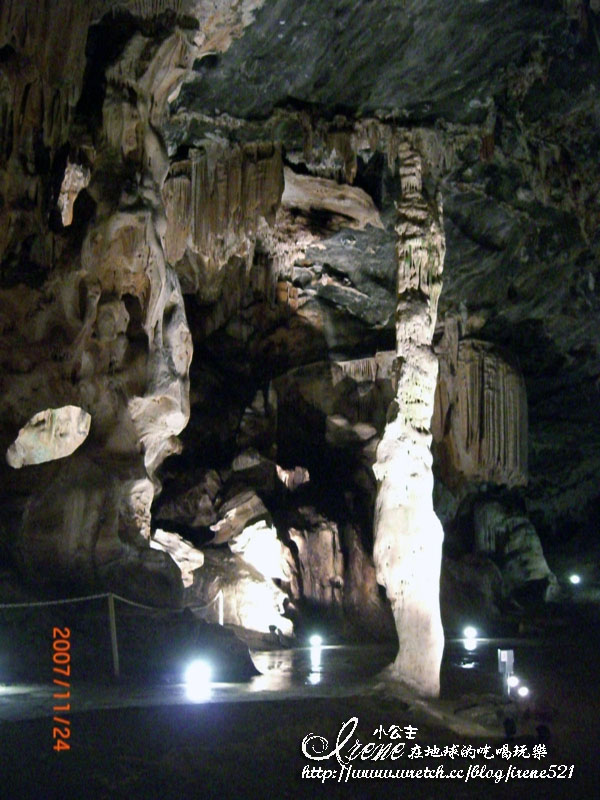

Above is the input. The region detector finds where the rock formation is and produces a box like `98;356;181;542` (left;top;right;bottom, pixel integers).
6;405;91;468
163;141;283;296
0;4;198;603
190;547;293;636
151;528;205;588
433;332;528;490
373;143;446;697
473;500;558;601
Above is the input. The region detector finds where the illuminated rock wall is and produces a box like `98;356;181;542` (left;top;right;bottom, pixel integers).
0;10;198;604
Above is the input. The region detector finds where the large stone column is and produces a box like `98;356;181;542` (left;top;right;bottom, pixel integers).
373;143;445;697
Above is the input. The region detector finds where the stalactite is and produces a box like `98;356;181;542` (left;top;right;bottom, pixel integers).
186;141;283;277
132;0;184;18
433;339;528;488
163;166;192;264
337;356;378;383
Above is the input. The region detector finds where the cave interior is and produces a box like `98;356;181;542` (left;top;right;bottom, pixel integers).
1;0;600;795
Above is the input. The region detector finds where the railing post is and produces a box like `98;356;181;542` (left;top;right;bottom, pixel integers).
218;589;224;626
108;593;120;679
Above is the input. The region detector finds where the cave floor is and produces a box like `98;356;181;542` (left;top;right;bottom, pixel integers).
0;689;596;800
1;608;599;800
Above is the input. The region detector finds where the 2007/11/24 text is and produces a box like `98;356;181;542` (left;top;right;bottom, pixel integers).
52;627;71;752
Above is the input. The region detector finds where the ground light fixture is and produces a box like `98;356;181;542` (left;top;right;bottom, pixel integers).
184;659;213;702
569;574;581;585
308;634;323;684
507;675;520;688
517;685;530;698
462;626;479;652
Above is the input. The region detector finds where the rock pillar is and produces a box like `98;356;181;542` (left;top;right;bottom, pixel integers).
373;144;445;697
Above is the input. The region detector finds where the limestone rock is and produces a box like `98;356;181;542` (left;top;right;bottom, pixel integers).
230;449;277;494
473;501;558;600
373;144;445;697
119;478;155;543
236;385;277;452
0;23;194;600
440;555;504;632
6;406;91;468
273;356;394;438
189;548;292;636
433;337;528;489
151;529;205;588
17;455;183;606
228;519;293;583
1;0;600;683
287;508;345;613
156;469;222;528
325;414;377;447
342;524;396;640
281;167;384;230
209;490;268;545
163;142;283;297
57;159;90;227
98;544;183;608
275;464;310;491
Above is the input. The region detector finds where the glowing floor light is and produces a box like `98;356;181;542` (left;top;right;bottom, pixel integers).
463;626;478;639
507;675;520;688
184;659;212;702
517;686;530;698
307;634;323;684
569;574;581;585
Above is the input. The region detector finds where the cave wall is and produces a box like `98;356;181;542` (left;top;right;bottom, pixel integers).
0;2;204;601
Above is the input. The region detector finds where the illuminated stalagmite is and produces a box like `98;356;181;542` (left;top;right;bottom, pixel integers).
373;143;445;697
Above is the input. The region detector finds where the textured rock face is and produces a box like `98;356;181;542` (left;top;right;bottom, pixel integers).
151;347;396;637
209;490;268;545
228;519;292;583
473;501;558;601
150;528;205;588
6;406;91;468
287;508;345;614
190;548;293;636
281;167;383;232
373;145;446;697
16;454;183;605
0;3;198;602
167;0;600;541
433;335;528;490
156;469;221;529
163;141;283;295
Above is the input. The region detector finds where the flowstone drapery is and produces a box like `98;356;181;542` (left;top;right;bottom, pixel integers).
373;143;446;697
